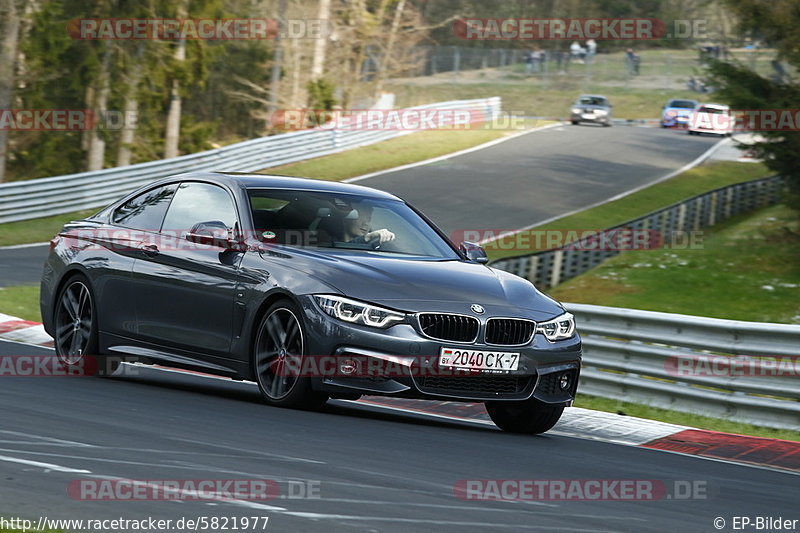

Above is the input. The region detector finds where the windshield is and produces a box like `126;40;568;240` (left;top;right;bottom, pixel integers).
248;189;460;259
668;100;696;109
577;96;607;106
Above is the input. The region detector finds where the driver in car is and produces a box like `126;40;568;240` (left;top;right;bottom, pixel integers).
341;204;395;245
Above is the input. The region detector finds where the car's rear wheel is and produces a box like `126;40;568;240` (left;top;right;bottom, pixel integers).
253;299;328;409
54;275;118;376
485;398;565;434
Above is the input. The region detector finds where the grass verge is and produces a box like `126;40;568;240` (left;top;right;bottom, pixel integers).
0;209;97;247
485;161;773;261
0;285;41;322
389;82;702;121
262;119;546;180
574;394;800;442
550;203;800;323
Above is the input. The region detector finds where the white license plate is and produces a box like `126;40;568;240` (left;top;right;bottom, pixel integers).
439;348;519;371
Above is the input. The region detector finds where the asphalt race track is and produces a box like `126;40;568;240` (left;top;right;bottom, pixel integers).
0;125;719;287
0;339;796;532
355;124;719;234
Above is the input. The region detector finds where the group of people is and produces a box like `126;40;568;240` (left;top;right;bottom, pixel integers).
570;39;597;64
523;39;597;74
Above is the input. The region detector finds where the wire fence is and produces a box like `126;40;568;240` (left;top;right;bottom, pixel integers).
491;174;785;289
405;45;783;92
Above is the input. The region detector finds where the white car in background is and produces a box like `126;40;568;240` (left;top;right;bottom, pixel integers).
688;103;734;136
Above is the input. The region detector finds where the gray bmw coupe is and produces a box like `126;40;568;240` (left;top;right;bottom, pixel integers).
41;172;581;434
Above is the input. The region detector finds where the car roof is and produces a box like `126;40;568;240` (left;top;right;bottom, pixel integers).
156;171;402;201
578;94;608;99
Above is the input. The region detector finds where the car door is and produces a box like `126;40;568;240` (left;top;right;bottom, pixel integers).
96;183;178;340
132;181;243;357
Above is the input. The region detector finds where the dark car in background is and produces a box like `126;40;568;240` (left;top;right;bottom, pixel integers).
661;98;698;128
40;173;582;434
570;94;613;126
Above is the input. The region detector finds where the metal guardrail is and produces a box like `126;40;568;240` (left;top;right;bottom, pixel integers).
568;303;800;430
0;97;501;224
491;174;785;289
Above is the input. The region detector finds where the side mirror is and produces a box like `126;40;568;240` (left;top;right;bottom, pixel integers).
186;232;239;249
186;221;241;250
460;241;489;264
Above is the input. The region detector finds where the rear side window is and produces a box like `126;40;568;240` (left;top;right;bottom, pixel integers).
161;182;239;238
112;184;177;231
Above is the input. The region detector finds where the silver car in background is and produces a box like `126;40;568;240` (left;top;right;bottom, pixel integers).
570;94;613;127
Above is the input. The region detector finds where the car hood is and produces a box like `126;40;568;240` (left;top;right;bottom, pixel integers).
575;105;609;112
665;107;694;116
262;248;564;319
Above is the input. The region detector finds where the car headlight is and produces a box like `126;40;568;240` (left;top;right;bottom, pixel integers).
571;108;581;114
595;110;608;115
536;312;576;341
314;295;405;328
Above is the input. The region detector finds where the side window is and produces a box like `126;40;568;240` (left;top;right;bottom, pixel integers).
161;182;238;238
112;184;177;231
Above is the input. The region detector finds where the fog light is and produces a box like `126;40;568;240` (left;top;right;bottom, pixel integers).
559;373;571;390
339;359;358;375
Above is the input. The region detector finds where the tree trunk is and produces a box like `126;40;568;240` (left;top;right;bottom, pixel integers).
164;0;187;159
310;0;331;80
268;0;288;122
373;0;406;98
117;43;144;167
0;0;21;183
86;46;111;171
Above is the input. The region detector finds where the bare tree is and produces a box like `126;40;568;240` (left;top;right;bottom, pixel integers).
268;0;289;117
117;42;145;167
310;0;331;80
0;0;22;182
164;0;188;159
86;45;111;171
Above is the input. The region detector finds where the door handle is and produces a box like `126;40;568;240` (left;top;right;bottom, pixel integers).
139;244;160;257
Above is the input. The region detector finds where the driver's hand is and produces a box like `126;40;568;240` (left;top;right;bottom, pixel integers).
365;229;395;244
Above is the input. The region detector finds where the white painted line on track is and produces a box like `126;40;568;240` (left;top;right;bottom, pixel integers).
478;136;730;245
0;453;91;473
0;241;49;250
344;123;563;184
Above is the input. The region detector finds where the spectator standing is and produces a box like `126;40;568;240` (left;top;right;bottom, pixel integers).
524;49;534;74
586;39;597;63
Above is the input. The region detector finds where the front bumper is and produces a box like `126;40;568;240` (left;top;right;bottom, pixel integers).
571;112;610;125
662;114;691;127
298;296;582;404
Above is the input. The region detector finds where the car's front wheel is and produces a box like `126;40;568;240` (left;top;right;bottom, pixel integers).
54;275;118;376
485;398;565;434
253;299;328;409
